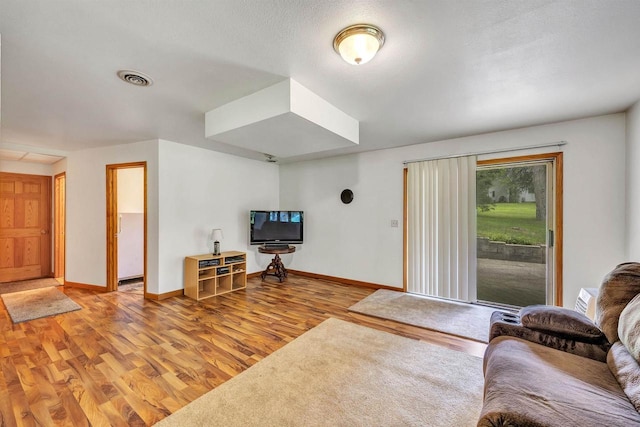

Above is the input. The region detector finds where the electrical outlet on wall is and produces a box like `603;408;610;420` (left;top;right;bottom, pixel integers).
390;219;399;228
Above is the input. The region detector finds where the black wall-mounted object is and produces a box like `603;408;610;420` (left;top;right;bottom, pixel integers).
341;189;354;204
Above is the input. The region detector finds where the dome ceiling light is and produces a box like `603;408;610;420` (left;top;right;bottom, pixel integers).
333;24;385;65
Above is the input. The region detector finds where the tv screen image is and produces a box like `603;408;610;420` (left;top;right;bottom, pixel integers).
250;210;303;245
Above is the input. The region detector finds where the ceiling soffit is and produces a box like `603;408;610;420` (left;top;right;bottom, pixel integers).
205;79;359;159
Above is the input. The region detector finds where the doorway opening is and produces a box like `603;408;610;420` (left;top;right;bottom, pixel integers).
54;172;66;283
106;162;147;295
476;153;563;307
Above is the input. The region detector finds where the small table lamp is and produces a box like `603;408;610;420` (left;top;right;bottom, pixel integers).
212;228;223;255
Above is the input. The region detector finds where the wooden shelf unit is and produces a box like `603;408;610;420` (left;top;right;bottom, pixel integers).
184;251;247;301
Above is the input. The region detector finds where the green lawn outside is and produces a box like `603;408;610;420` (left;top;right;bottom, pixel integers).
477;202;546;245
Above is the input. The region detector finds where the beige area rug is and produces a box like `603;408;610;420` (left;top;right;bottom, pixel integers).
0;277;60;295
1;287;81;323
156;318;484;427
349;289;506;343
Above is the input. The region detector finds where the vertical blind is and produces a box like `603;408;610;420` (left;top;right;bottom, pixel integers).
407;156;477;301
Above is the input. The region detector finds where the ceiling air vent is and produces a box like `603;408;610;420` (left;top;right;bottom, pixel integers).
117;70;153;87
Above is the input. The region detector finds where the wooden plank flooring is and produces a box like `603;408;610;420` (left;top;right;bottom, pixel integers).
0;275;487;426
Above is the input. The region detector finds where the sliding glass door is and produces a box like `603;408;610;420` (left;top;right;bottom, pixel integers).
476;156;559;307
405;152;562;307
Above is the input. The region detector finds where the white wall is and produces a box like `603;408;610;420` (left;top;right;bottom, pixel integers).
280;114;627;308
157;140;279;294
626;101;640;260
65;140;159;290
280;153;404;287
52;158;67;176
0;159;53;176
117;167;144;213
51;137;278;295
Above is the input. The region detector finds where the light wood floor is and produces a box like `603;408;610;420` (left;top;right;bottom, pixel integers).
0;274;486;426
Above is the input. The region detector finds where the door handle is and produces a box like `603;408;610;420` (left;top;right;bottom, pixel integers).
41;229;47;235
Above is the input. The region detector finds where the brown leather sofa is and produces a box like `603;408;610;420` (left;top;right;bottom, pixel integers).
478;262;640;426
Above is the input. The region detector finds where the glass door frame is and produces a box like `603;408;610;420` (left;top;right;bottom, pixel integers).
477;152;563;306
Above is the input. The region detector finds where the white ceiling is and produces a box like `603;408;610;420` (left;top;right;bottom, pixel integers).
1;0;640;164
0;148;64;164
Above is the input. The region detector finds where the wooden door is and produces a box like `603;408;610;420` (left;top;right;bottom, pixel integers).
0;172;52;282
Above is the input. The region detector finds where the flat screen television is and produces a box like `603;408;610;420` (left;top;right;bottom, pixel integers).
250;210;303;246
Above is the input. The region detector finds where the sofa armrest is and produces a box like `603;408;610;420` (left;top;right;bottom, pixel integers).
519;305;606;343
489;311;610;362
478;336;640;427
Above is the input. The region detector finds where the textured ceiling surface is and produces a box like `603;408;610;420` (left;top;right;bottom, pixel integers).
1;0;640;163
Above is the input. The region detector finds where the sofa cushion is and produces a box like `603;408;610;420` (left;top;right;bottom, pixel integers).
519;305;606;342
596;262;640;343
478;336;640;427
608;341;640;413
620;293;640;362
489;311;609;362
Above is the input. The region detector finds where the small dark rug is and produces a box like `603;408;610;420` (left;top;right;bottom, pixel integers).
1;287;81;323
119;282;143;294
349;289;508;343
0;277;60;295
118;277;144;294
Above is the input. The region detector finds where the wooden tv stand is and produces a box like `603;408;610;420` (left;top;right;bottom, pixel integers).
184;251;246;301
258;245;295;282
